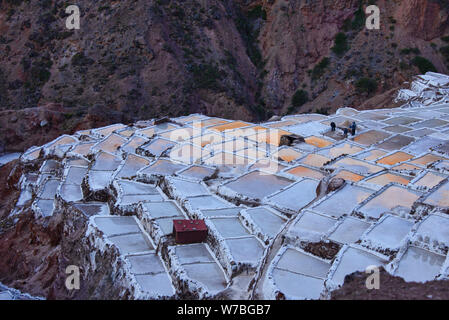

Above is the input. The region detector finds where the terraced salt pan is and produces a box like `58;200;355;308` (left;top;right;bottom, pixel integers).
199;207;242;218
422;180;449;208
33;199;55;217
276;248;331;278
72;202;110;217
65;166;88;185
177;165;216;181
414;214;449;249
364;172;411;187
312;184;372;218
40;159;60;173
220;171;294;201
240;207;286;240
352;130;391;146
91;152;122;171
266;247;330;299
408;128;437;137
329;246;387;287
60;183;83;202
209;217;251;238
113;180;164;208
225;237;265;264
115;154;150;179
376;151;414;165
248;129;292;146
358;185;421;219
273;147;303;162
191;132;223;147
410;154;445;166
121;136;148;154
394;246;445;282
318;143;364;159
328;217;371;244
383;125;412;134
165;177;210;199
383;116;421;126
412;118;449;129
327;157;384;175
285;165;324;180
265;179;319;213
412;172;446;189
402;136;443;155
139;159;187;177
332;170;364;182
139;138;176;157
94;216;142;237
361;215;414;250
92;134;127;154
170;244;228;295
288;211;336;241
357;149;387;161
169;144;211;164
160;127;195;142
299;154;330;168
93;124;127;137
249;159;286;173
39;179;60;199
185;195;234;211
286;122;329;137
87;170;114;192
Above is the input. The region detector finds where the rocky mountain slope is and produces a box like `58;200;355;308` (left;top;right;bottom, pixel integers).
1;0;449;152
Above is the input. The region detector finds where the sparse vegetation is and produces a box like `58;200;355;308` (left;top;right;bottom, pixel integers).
311;58;330;80
355;77;378;95
332;33;349;57
412;56;437;73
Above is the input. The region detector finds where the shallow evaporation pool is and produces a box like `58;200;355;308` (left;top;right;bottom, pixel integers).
285;165;324;180
376;151;414;166
91;151;122;171
177;165;216;181
318;143;364;159
299;154;331;168
92;134;128;154
312;184;373;218
412;172;446;189
328;217;371;245
361;215;414;250
139;159;187;176
139;138;176;157
326;157;384;175
222;171;294;201
422;180;449;208
364;172;411;187
115;154;150;179
394;246;445;283
357;185;421;219
121;136;148;154
266;179;320;213
273;147;304;163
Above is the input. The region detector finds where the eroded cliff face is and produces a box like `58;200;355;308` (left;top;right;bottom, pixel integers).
0;0;448;152
257;0;449;114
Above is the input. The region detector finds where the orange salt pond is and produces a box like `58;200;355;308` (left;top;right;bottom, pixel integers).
305;136;333;148
333;170;364;182
410;154;445;166
286;165;324;180
274;148;303;162
300;154;331;167
210;121;251;132
376;152;414;165
365;173;411;186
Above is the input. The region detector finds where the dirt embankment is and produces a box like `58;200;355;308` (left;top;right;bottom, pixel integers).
332;268;449;300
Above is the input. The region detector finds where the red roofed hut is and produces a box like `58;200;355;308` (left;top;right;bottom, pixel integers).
173;219;208;244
